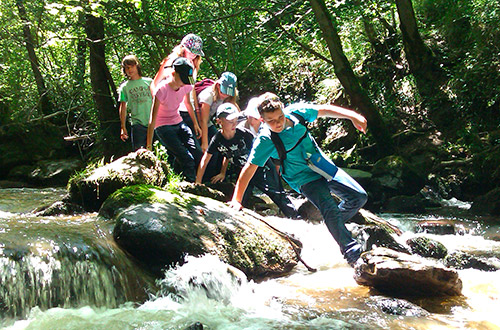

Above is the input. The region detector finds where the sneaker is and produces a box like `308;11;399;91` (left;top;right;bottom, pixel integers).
344;243;362;267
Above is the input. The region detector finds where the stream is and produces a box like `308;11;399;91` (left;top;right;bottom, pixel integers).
0;187;499;330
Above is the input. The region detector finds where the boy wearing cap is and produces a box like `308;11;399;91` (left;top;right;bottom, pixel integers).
196;71;240;183
147;57;202;182
238;97;263;137
229;93;368;266
196;103;298;218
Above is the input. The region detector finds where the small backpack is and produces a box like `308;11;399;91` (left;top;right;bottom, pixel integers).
270;112;338;180
194;78;215;96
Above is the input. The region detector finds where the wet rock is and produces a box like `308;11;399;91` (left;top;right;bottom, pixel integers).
367;296;429;317
444;251;499;272
406;236;448;259
111;187;301;279
35;200;85;216
177;181;231;202
8;159;83;187
415;220;456;235
354;247;463;296
0;121;70;179
356;226;409;254
68;150;169;211
296;199;322;223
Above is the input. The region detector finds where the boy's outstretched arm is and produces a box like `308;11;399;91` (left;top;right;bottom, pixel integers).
317;105;367;134
229;162;259;210
196;152;213;184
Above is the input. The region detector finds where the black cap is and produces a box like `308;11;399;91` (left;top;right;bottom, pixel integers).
172;57;194;85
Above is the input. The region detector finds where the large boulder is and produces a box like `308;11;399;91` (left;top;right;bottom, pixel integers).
370;155;426;199
68;150;170;211
108;186;301;279
470;187;500;216
354;247;462;296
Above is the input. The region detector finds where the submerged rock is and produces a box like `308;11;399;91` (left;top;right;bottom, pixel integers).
109;186;300;279
415;220;456;235
444;251;499;272
354;247;462;297
367;296;429;317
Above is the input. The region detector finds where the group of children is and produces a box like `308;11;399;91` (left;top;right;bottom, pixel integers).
118;33;369;267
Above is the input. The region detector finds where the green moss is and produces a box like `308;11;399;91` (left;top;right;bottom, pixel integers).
109;184;160;204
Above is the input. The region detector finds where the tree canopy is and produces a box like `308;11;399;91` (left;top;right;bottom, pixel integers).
1;0;499;159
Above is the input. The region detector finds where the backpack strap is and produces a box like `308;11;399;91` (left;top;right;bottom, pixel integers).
270;112;309;175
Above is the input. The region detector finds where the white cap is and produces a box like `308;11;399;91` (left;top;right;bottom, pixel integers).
216;103;240;120
242;97;261;120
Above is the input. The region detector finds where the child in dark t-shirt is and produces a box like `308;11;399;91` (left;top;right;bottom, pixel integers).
196;103;298;218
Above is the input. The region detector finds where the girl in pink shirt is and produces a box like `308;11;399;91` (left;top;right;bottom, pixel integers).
147;57;202;182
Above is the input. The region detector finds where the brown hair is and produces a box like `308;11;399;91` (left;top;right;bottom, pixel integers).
257;92;283;115
121;55;142;78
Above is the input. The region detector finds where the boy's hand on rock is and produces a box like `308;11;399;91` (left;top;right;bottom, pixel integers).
228;200;243;211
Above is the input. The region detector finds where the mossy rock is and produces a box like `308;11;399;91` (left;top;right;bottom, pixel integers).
68;150;170;211
406;236;448;259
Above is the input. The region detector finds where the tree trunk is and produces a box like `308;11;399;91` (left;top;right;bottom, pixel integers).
309;0;394;157
84;14;124;160
394;0;456;132
16;0;52;116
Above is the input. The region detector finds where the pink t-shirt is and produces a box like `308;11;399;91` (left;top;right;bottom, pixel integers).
154;81;193;127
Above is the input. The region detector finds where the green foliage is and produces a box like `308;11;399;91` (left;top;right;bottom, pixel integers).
67;156;105;189
152;141;182;189
1;0;498;164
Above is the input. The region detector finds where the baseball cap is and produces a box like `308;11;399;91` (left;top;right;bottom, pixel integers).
172;57;195;85
243;97;261;119
216;103;240;120
181;33;204;57
218;72;237;97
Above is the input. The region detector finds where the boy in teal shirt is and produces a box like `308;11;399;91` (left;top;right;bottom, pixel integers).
118;55;153;150
229;93;368;266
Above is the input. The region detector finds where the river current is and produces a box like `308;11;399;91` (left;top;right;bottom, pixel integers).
0;187;499;330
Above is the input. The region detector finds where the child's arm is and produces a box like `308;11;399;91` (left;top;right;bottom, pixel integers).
119;101;128;141
199;102;211;152
150;57;169;94
184;94;201;139
317;105;367;133
229;162;259;210
146;97;160;150
196;151;213;184
210;157;230;183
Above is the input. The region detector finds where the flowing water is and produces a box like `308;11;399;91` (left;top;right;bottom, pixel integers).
0;188;499;330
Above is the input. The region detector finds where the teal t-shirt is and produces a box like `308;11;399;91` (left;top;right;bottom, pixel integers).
118;77;153;127
247;103;323;193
